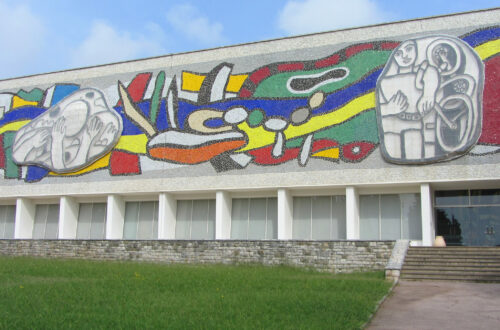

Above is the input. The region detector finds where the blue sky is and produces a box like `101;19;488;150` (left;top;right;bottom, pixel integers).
0;0;498;79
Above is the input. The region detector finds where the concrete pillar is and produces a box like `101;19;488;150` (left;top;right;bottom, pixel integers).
216;191;231;239
14;198;36;239
106;195;125;239
420;183;435;246
158;193;176;239
59;196;79;239
346;186;360;240
277;189;292;239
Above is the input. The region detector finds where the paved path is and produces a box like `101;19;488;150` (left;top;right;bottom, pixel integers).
367;280;500;330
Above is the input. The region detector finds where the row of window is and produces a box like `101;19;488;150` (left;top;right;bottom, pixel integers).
0;194;423;240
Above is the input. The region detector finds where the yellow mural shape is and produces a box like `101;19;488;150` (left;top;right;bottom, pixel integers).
50;153;111;176
312;148;340;159
236;123;274;152
115;134;148;154
237;92;375;151
181;72;248;93
475;39;500;60
12;96;38;109
286;92;375;139
181;72;205;92
0;120;29;134
226;75;248;92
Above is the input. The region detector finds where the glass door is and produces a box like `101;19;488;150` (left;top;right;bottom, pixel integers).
435;189;500;246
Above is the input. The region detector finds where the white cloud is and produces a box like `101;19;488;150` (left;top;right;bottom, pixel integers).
166;3;227;46
278;0;392;35
0;1;46;78
71;21;166;68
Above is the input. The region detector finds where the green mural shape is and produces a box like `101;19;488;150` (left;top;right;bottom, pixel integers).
285;110;379;148
3;132;19;179
17;88;44;103
253;50;391;98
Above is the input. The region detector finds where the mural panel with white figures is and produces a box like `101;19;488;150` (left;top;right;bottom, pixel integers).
0;26;498;183
12;89;122;173
376;35;484;163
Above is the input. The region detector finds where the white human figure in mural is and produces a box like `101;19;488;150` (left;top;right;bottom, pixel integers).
376;36;483;164
377;40;440;160
13;89;122;172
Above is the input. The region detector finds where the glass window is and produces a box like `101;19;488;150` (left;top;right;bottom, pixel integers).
360;195;379;240
470;189;500;205
175;200;215;239
231;198;277;240
381;195;401;240
123;201;158;240
292;196;346;240
76;203;106;239
401;194;422;240
292;197;311;239
435;190;468;206
33;204;59;239
360;194;421;240
0;205;16;239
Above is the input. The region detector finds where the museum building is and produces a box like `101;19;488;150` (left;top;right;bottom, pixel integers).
0;8;499;252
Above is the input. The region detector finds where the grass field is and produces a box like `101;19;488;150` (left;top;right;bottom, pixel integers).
0;256;391;329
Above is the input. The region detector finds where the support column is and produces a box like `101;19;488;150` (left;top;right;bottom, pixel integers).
420;183;434;246
346;186;359;240
216;191;231;239
59;196;78;239
14;198;36;239
106;195;125;239
158;193;176;239
277;189;292;240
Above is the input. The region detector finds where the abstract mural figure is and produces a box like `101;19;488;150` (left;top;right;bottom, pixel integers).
376;35;484;163
12;89;122;172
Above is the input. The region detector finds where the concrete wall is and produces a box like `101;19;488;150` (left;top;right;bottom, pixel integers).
0;239;394;273
0;9;499;247
0;9;498;196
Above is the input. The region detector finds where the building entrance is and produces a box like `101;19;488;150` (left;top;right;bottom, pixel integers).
435;189;500;246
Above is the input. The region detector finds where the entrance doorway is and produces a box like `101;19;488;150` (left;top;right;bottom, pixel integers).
435;189;500;246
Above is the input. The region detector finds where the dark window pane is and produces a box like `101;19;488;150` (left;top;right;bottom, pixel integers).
470;189;500;205
435;190;468;206
435;207;467;246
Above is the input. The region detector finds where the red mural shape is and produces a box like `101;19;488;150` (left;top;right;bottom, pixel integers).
249;139;339;165
341;142;376;162
110;151;140;175
0;134;4;169
115;73;152;107
478;55;500;145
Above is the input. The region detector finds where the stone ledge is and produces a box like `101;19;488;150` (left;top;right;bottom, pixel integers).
0;240;395;273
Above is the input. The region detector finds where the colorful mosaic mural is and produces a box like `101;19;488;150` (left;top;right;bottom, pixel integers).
0;26;499;182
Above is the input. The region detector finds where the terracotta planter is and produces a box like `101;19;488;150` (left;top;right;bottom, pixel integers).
433;236;447;247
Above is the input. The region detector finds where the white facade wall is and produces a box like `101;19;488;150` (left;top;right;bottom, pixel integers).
1;9;499;245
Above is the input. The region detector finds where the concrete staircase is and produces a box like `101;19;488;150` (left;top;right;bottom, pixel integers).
401;247;500;282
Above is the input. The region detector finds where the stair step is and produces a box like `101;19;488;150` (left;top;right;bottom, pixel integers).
402;266;500;272
401;269;500;276
405;257;500;264
400;247;500;283
404;260;500;266
408;248;500;253
407;251;500;258
401;274;500;282
408;247;500;250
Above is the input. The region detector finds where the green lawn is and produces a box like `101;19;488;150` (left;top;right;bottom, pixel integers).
0;256;391;329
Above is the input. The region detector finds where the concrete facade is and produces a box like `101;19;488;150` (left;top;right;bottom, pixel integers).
0;9;499;254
